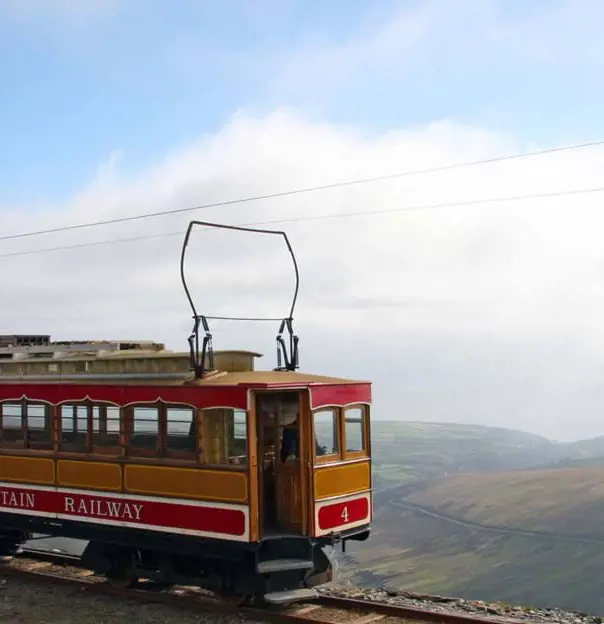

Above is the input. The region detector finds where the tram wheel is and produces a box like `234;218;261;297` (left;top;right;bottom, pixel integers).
106;573;138;589
217;591;255;607
105;552;139;589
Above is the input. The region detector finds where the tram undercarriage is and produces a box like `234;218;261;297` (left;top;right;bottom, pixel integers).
0;517;369;605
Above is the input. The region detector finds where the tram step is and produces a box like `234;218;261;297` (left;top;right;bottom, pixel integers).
263;588;318;605
257;558;314;574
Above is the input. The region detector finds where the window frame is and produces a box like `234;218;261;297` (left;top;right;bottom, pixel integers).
127;402;161;458
25;401;54;450
59;401;93;453
0;400;27;448
163;404;198;461
342;404;368;460
312;403;370;464
91;402;122;456
202;407;249;470
0;399;54;450
312;407;341;465
0;395;255;470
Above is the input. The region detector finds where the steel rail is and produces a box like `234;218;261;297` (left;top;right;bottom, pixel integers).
314;595;524;624
1;553;528;624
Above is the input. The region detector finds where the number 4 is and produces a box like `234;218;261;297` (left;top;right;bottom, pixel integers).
341;506;349;523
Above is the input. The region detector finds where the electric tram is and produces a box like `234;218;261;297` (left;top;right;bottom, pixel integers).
0;221;372;604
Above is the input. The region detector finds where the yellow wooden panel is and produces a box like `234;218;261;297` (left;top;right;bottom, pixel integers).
124;464;248;503
0;455;54;485
57;460;121;491
277;463;303;532
314;460;370;500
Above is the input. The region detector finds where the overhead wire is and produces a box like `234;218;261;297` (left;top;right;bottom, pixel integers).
1;184;603;259
2;137;604;242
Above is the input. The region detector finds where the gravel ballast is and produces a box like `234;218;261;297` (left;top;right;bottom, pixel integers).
0;573;256;624
319;585;604;624
1;567;602;624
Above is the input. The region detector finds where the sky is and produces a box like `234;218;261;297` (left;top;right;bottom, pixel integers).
2;0;604;441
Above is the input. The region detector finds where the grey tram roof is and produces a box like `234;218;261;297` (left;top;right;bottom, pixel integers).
0;335;367;386
0;335;167;358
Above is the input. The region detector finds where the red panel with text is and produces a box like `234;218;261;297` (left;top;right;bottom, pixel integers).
314;492;371;537
0;483;249;541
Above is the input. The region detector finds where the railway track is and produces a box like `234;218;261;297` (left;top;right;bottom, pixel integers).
0;549;528;624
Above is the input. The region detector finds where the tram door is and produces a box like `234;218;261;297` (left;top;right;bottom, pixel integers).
256;391;307;535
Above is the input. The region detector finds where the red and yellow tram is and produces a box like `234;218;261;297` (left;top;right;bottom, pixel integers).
0;222;372;604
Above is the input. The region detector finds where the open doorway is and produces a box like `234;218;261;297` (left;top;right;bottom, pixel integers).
256;391;305;535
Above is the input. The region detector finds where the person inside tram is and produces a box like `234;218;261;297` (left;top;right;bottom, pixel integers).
279;394;299;463
280;417;299;462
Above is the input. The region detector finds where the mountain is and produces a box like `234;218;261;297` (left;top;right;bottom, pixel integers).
370;421;565;487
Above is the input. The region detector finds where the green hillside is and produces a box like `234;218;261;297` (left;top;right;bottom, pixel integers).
339;421;604;613
564;435;604;457
370;421;563;486
387;466;604;540
341;504;604;615
343;465;604;615
370;421;604;489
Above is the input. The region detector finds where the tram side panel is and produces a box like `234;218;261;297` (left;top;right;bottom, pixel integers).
0;391;255;547
312;460;372;538
309;393;373;542
0;459;251;545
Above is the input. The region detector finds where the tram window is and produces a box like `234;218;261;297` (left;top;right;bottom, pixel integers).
233;411;246;440
0;403;24;443
60;405;89;450
92;406;120;446
129;406;159;453
26;403;52;445
203;408;247;467
313;409;339;460
106;407;120;433
344;406;366;453
166;407;196;454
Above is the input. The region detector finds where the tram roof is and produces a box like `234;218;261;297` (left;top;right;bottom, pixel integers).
189;369;369;387
0;341;369;387
0;370;368;386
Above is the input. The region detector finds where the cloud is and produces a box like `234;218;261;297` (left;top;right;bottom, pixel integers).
269;2;436;97
206;0;604;116
487;0;604;66
3;109;604;441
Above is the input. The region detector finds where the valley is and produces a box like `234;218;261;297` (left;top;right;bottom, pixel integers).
340;421;604;615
